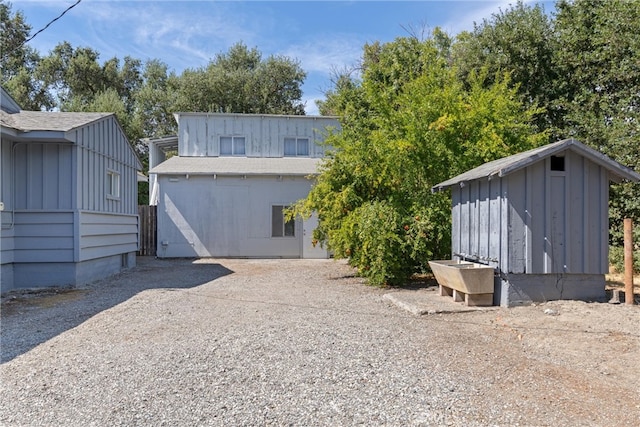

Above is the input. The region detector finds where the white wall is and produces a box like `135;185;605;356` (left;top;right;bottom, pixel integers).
156;174;325;258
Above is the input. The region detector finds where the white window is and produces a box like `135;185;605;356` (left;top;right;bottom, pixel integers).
107;170;120;199
284;137;310;157
220;136;246;156
272;205;295;237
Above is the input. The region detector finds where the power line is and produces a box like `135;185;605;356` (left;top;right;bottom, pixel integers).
2;0;82;60
23;0;83;46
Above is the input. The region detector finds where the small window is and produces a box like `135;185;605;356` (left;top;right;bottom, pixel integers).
284;137;310;157
272;205;295;237
220;136;246;156
107;170;120;198
550;155;565;171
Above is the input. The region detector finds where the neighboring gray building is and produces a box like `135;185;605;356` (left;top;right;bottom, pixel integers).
1;87;142;292
148;112;340;259
432;138;640;306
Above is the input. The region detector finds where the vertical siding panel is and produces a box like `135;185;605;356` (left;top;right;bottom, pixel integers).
543;158;552;273
270;117;280;157
91;123;97;211
586;160;601;272
529;162;546;273
98;121;103;213
581;156;590;273
27;144;41;209
525;166;533;274
549;174;566;273
478;180;490;262
451;188;460;259
15;145;27;209
42;144;57;209
207;116;217;156
195;119;206;156
507;171;526;273
247;116;256;157
500;177;510;271
59;145;72;209
488;178;501;264
468;181;477;258
567;152;584;272
84;127;90;210
599;166;609;274
459;185;470;257
179;117;191;156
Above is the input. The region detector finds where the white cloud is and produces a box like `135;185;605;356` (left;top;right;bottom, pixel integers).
283;35;364;75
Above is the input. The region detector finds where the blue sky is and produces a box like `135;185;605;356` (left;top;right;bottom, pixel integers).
12;0;555;114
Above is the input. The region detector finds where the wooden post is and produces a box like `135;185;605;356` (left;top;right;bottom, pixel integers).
624;218;634;305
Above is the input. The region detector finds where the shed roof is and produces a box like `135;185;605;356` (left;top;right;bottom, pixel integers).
432;138;640;192
149;156;322;176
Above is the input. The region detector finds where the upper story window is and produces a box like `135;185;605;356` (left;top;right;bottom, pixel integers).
284;137;310;157
220;136;246;156
107;170;120;199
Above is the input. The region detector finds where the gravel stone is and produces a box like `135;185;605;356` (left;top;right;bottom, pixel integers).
1;257;639;426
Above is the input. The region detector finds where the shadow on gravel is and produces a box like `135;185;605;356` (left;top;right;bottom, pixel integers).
0;257;233;363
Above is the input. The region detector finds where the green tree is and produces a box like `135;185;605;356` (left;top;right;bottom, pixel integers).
295;35;547;286
0;0;52;109
37;42;143;113
451;1;559;136
554;0;640;246
132;59;179;139
172;42;307;114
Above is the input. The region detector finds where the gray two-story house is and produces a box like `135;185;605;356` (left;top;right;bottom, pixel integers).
148;113;340;259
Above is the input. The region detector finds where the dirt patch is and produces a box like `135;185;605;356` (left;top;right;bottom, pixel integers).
1;288;88;315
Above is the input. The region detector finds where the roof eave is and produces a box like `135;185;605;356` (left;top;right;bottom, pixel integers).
6;130;71;143
150;170;318;177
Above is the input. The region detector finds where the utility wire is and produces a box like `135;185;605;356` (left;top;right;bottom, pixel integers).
2;0;82;60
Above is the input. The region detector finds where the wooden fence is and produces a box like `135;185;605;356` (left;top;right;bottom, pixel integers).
138;205;157;256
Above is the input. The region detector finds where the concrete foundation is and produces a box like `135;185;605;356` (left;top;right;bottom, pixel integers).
495;273;606;307
2;252;136;293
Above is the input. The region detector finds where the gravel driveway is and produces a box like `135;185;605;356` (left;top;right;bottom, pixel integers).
1;257;639;426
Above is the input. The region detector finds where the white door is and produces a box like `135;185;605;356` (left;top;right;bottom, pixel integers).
302;213;328;259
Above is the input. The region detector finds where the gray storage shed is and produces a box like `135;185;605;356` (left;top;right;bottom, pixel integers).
432;138;640;306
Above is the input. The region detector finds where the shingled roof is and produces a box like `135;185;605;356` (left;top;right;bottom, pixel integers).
432;138;640;193
1;110;111;132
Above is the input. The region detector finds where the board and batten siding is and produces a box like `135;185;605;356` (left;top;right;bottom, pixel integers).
451;149;610;276
12;143;75;210
73;117;140;216
1;140;15;266
178;114;338;158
